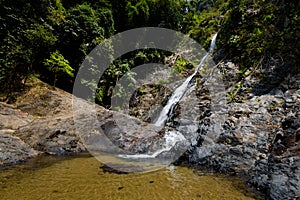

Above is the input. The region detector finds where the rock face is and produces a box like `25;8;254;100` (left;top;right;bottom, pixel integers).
184;62;300;199
125;60;299;198
0;102;34;130
268;114;300;199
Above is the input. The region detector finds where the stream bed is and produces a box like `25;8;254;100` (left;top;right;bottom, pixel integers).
0;153;263;199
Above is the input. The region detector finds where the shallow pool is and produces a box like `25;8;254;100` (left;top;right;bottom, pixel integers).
0;153;262;199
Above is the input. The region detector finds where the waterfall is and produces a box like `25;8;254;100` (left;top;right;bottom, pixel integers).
118;33;218;160
154;33;218;126
118;131;186;159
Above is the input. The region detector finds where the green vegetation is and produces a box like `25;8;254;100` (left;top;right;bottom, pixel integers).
220;0;299;73
0;0;298;106
173;58;194;74
43;50;74;86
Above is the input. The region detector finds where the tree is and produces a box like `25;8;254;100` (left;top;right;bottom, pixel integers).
0;0;57;93
56;3;109;72
111;0;184;32
220;0;300;72
43;51;74;87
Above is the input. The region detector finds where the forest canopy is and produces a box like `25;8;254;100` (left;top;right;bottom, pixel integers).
0;0;299;106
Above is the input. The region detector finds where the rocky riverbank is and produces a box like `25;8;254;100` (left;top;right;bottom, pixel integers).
0;86;171;165
180;61;300;199
127;60;299;199
0;89;84;166
0;62;299;199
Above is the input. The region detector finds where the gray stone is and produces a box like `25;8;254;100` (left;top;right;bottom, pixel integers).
0;132;38;167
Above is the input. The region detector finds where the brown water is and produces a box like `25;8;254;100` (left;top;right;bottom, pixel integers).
0;153;262;200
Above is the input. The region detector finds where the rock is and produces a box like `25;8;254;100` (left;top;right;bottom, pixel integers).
186;65;300;199
0;65;299;198
0;103;39;167
217;61;240;90
10;91;180;161
269;175;289;198
13;117;86;155
267;112;300;199
0;132;38;167
0;102;34;130
15;87;73;117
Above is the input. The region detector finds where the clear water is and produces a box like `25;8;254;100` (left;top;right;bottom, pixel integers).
0;153;263;200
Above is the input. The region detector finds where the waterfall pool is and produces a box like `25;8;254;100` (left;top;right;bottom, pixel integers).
0;153;263;199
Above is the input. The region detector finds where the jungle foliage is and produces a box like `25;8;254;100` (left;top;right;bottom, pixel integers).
0;0;298;106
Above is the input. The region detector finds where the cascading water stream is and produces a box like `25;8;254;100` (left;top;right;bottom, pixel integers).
119;33;218;159
154;33;218;126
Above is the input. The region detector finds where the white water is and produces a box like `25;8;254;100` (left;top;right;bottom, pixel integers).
118;131;186;159
154;33;218;126
119;34;218;159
